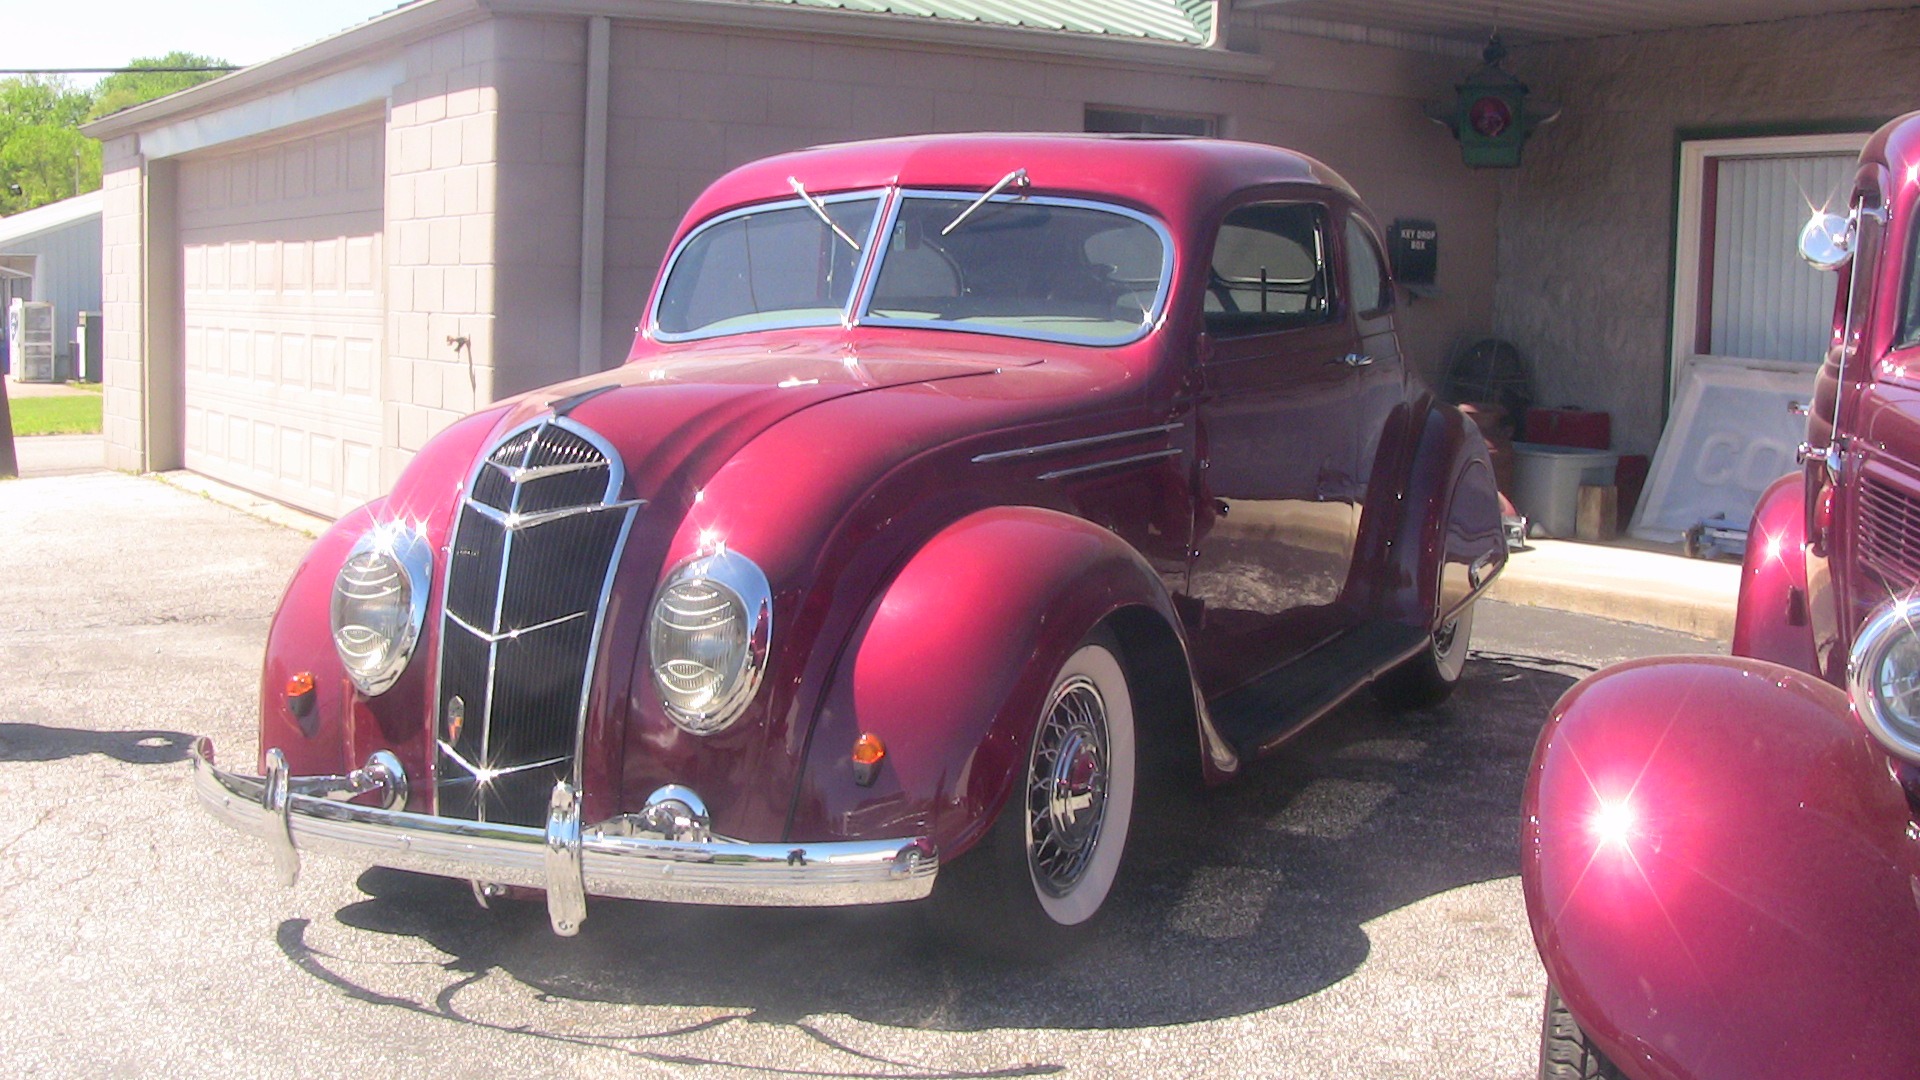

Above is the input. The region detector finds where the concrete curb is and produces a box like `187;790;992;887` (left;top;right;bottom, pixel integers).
153;470;332;538
1484;538;1738;641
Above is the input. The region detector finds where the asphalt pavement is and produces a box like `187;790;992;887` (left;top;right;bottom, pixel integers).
0;469;1720;1079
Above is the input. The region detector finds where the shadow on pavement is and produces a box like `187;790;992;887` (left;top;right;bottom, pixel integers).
277;652;1590;1038
0;722;194;764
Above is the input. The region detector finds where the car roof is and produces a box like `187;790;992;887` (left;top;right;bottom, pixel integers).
677;133;1361;236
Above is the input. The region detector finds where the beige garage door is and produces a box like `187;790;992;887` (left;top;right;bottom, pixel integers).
179;121;384;517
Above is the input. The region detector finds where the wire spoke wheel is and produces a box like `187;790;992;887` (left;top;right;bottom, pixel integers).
1026;675;1111;896
1021;639;1135;927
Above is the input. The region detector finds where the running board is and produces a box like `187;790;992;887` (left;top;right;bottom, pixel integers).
1210;622;1429;759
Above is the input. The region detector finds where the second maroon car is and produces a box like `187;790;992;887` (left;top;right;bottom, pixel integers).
192;133;1504;942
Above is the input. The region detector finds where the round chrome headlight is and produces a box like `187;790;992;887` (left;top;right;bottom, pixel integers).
1849;596;1920;761
649;549;771;734
330;522;433;696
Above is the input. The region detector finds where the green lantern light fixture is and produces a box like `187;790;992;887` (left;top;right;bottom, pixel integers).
1426;33;1561;169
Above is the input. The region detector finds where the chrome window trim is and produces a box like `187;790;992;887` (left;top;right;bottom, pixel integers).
647;189;890;344
856;188;1176;348
432;414;641;811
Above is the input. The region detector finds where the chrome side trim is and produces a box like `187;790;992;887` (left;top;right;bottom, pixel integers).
971;423;1183;464
193;738;938;917
1037;448;1184;482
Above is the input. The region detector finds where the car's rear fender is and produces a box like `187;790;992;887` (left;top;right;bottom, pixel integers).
1352;400;1504;624
789;505;1232;855
1523;655;1920;1080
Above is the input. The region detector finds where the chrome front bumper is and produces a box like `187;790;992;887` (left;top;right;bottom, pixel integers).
191;737;937;935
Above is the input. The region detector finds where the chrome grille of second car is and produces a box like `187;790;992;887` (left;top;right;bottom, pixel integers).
435;416;640;827
1858;474;1920;596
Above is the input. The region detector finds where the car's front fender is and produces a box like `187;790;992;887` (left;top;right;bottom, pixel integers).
1523;655;1920;1080
1731;472;1822;677
789;505;1226;855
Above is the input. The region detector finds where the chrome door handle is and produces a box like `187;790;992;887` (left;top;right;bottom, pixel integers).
1331;353;1374;367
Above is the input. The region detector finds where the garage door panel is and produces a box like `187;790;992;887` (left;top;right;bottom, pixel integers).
181;119;384;517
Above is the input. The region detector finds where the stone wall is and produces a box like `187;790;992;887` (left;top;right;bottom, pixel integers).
1498;9;1920;457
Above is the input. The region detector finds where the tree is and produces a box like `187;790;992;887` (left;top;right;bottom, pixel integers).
0;53;229;214
89;52;230;121
0;77;97;214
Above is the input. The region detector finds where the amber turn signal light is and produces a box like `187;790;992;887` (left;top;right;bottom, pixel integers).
851;732;885;786
286;671;317;727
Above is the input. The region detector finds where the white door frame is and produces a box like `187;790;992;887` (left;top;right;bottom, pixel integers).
1669;131;1870;404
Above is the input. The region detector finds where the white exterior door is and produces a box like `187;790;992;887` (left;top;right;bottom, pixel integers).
178;121;385;517
1636;133;1869;542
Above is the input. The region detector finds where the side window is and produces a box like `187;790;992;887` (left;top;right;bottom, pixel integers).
1205;202;1331;334
1345;216;1391;316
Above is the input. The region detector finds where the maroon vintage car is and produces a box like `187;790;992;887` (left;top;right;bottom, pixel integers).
192;133;1504;941
1524;111;1920;1079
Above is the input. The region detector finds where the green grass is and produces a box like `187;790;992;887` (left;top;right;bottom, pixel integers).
5;390;103;436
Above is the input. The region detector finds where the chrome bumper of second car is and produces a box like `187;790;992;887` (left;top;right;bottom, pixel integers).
190;737;938;936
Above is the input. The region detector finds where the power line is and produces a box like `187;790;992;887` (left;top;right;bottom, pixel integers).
0;67;239;76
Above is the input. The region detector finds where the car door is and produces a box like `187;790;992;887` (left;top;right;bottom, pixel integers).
1186;197;1367;696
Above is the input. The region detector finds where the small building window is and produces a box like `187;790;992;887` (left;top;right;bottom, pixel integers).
1085;107;1218;137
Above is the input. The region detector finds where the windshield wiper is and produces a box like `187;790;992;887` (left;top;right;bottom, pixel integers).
942;168;1030;236
788;176;861;251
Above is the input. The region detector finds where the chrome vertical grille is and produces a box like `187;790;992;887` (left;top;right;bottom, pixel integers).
1858;474;1920;595
435;416;642;827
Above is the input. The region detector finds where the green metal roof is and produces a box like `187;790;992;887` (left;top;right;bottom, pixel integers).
755;0;1214;45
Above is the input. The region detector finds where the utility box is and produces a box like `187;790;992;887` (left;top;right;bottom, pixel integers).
75;310;102;383
8;299;56;383
1513;442;1619;539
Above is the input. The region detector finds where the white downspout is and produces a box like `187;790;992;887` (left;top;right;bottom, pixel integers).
578;14;610;378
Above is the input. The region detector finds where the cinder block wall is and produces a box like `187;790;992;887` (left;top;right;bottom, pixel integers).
99;136;144;473
1498;8;1920;457
386;21;505;484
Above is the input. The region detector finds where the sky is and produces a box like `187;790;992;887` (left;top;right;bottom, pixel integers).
1;0;414;75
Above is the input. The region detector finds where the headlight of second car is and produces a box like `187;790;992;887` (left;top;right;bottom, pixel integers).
331;521;433;696
1849;595;1920;761
650;549;772;734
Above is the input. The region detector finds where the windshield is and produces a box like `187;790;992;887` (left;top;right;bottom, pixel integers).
866;194;1169;344
654;195;881;337
651;189;1170;346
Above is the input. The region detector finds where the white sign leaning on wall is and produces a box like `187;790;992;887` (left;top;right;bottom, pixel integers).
1630;357;1811;544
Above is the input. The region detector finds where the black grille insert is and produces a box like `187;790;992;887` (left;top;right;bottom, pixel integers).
434;417;640;827
1859;474;1920;596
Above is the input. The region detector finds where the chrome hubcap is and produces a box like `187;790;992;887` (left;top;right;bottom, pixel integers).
1028;675;1109;896
1433;617;1459;658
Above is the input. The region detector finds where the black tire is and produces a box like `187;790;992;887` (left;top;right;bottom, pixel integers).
1373;601;1473;710
1541;985;1628;1080
935;629;1137;955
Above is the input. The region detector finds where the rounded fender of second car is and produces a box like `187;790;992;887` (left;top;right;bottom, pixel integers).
1730;471;1822;677
790;504;1208;857
1522;654;1920;1080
